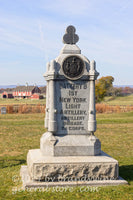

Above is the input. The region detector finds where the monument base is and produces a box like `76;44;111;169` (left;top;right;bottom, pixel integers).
40;132;101;156
26;149;120;181
20;150;128;188
20;165;128;189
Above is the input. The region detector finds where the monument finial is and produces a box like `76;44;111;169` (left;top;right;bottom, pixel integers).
63;25;79;44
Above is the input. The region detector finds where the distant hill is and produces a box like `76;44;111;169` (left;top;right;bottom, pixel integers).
114;85;133;88
1;84;132;89
0;85;16;89
0;85;45;89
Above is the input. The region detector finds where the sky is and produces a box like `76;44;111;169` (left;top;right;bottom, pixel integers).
0;0;133;86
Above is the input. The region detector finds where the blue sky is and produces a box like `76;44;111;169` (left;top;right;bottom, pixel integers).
0;0;133;85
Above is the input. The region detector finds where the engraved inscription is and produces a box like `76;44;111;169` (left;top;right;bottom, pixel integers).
62;56;84;80
56;81;89;135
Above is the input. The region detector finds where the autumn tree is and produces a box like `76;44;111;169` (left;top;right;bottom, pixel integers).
95;76;114;102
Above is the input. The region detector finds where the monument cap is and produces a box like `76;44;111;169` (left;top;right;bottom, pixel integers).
63;25;79;44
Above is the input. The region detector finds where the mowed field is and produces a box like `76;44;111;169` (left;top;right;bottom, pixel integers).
0;112;133;200
0;98;45;105
104;94;133;106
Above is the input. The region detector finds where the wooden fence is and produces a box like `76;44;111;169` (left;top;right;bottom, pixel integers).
0;104;133;114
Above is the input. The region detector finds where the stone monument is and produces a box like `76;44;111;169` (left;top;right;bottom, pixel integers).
1;107;6;114
21;25;127;188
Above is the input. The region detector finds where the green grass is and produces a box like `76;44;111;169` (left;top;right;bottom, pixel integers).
104;94;133;105
1;94;133;106
0;98;45;105
0;112;133;199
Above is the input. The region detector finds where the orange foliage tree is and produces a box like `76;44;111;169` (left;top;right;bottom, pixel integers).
95;76;114;102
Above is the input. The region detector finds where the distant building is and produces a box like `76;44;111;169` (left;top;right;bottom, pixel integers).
12;86;41;99
31;93;43;100
2;91;13;98
1;85;46;99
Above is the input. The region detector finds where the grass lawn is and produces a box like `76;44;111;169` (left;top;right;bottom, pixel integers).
0;112;133;199
104;94;133;106
0;98;45;105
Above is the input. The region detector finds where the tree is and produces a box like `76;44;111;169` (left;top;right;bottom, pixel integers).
95;76;114;102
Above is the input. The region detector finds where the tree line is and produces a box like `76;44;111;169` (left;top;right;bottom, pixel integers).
95;76;133;102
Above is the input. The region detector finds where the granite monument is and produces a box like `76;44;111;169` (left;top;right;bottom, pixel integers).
21;25;127;188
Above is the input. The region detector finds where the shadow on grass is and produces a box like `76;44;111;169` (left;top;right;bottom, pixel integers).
0;158;26;169
119;165;133;182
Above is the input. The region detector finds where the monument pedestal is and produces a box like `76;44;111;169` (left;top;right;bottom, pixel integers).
40;132;101;156
20;150;127;188
27;149;118;181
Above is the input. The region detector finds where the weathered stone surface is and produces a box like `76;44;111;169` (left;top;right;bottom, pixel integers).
20;165;128;189
27;149;118;181
40;132;57;156
40;133;101;156
54;135;101;156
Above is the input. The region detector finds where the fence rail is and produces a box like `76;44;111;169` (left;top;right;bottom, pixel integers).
0;104;133;114
0;104;46;114
96;104;133;113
